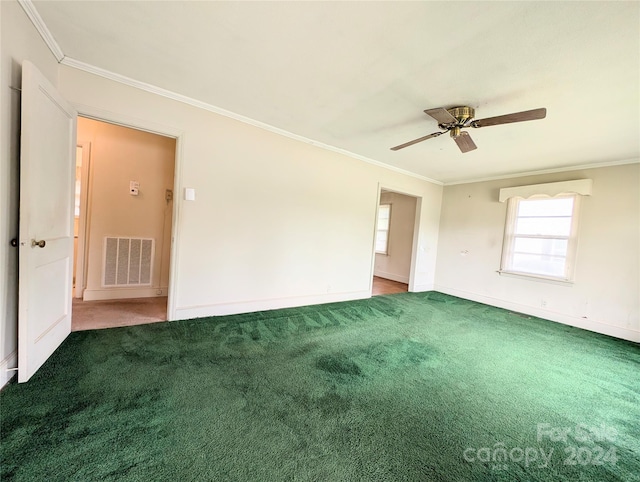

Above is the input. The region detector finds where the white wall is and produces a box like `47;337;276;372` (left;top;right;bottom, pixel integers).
374;191;417;283
57;66;443;320
77;117;175;300
434;164;640;342
0;0;61;386
7;0;634;394
0;2;442;388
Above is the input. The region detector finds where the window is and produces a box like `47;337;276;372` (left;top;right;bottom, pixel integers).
375;204;391;255
500;195;580;281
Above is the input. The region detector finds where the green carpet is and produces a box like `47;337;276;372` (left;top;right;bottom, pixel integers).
1;292;639;481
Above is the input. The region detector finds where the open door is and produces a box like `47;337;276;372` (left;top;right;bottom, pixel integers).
18;61;77;382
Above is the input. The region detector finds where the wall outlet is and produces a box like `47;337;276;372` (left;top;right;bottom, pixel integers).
540;299;547;308
129;180;140;195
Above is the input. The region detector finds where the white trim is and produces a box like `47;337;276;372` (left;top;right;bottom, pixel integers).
497;270;574;286
445;158;639;186
434;285;640;343
1;351;18;389
368;186;383;296
174;290;371;319
499;179;592;202
83;287;168;301
61;57;442;186
166;136;184;322
74;142;92;298
379;184;428;199
18;0;65;62
408;195;422;293
76;104;184;139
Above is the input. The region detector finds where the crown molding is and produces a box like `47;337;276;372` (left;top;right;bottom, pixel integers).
17;0;635;190
60;57;442;185
19;0;440;186
444;158;640;186
16;0;640;190
18;0;64;62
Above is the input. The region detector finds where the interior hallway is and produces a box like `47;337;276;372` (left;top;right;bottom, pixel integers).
72;297;167;331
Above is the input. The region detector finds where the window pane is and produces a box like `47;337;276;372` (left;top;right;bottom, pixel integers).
514;237;568;256
515;216;572;236
518;198;574;217
375;231;388;253
502;195;578;280
376;204;390;253
377;205;390;229
511;253;567;277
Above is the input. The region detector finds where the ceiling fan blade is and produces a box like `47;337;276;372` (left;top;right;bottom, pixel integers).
453;131;477;153
424;107;457;125
472;108;547;128
390;131;445;151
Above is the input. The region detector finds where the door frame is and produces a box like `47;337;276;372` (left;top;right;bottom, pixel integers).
73;103;184;321
74;141;91;299
369;183;422;294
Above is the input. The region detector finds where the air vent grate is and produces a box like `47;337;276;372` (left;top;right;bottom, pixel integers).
103;237;154;287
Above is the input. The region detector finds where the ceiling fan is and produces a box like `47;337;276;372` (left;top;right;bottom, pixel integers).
390;106;547;153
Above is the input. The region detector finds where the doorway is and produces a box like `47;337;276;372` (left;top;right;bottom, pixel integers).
371;188;419;296
72;117;177;330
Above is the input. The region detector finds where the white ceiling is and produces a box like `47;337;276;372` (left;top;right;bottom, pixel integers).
30;1;640;184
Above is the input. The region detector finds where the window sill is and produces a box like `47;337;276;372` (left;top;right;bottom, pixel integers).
497;270;574;286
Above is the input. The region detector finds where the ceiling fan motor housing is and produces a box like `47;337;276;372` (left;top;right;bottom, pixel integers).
447;106;475;124
445;106;474;137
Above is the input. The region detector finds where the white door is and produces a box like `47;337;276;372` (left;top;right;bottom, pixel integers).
18;61;77;383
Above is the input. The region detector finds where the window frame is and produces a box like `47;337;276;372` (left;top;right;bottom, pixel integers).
375;203;391;255
499;194;581;283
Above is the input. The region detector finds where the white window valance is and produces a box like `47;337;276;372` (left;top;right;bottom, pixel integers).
499;179;593;203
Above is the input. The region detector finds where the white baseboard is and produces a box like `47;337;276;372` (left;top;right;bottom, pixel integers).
434;285;640;343
83;286;168;301
373;271;409;284
174;290;371;320
1;350;18;389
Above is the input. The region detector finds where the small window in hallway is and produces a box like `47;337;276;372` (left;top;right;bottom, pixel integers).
375;204;391;254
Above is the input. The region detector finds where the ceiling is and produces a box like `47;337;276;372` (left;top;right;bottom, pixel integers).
30;1;640;184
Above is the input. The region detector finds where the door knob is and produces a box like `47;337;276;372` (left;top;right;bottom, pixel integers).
31;239;46;248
